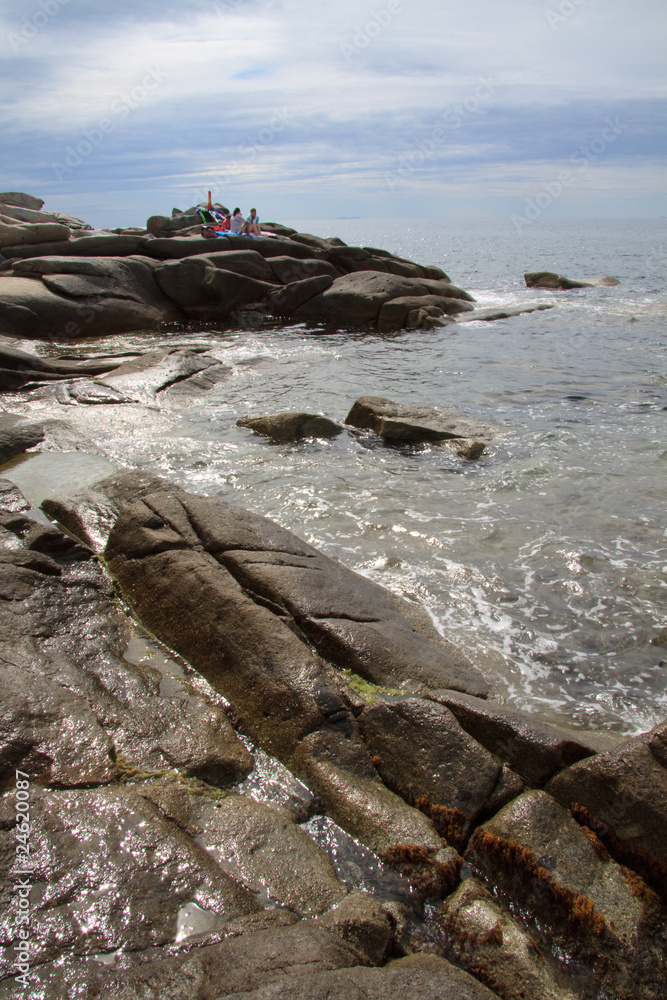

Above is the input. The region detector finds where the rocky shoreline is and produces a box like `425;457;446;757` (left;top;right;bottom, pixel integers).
0;195;664;1000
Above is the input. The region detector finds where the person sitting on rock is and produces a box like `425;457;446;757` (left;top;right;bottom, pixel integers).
221;212;231;232
243;208;261;236
229;208;245;235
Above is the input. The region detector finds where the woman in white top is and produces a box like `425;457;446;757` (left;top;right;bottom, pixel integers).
229;208;244;234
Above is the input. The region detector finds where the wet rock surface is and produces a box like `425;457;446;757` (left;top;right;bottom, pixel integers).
524;271;620;289
345;395;496;454
1;202;664;1000
237;411;344;443
465;789;667;1000
439;879;581;1000
547;720;667;900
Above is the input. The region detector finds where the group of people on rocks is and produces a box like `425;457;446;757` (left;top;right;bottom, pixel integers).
200;201;261;238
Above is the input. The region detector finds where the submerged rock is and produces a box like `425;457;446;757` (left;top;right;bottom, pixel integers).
524;271;620;289
237;411;343;443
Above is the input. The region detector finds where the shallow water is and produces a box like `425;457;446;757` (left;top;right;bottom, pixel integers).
2;216;666;736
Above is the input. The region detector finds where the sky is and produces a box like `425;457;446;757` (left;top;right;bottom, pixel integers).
0;0;665;229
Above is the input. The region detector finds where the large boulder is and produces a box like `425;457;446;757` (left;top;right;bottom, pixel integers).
547;720;667;900
267;255;339;283
0;221;70;247
292;272;432;325
0;191;45;211
268;274;334;316
0;255;182;338
524;271;620;289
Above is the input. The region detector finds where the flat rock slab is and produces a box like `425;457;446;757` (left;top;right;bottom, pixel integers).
345;395;496;448
524;271;620;289
237;412;343;443
104;484;489;700
457;302;555;322
138;785;347;917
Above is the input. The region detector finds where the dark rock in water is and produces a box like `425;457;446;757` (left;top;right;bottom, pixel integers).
439;879;581;1000
0;340;140;390
293;272;432;324
465;790;666;1000
269;274;334;316
293;272;474;329
359;698;523;848
377;294;471;332
547;720;667;901
345;396;495;451
0;191;44;211
238;412;343;442
428;688;622;786
524;271;620;289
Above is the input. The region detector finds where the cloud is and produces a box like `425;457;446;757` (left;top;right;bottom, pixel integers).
0;0;664;225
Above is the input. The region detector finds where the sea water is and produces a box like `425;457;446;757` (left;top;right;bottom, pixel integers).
6;216;666;737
